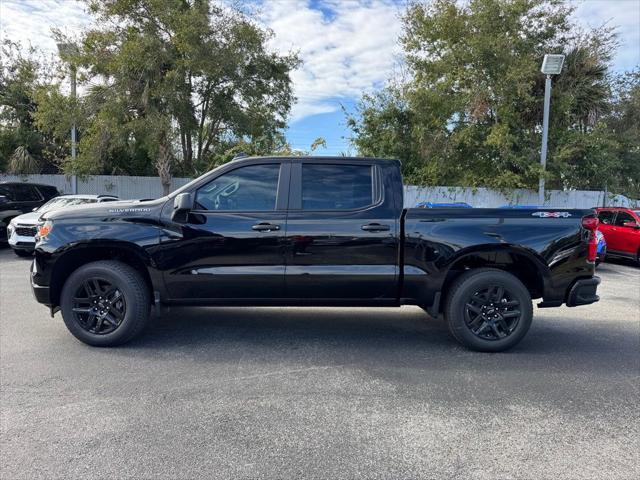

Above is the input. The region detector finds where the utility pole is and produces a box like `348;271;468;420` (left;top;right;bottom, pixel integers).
70;64;77;194
57;43;79;194
538;54;565;206
538;74;552;206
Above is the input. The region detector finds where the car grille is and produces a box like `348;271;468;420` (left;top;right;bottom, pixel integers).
15;226;37;237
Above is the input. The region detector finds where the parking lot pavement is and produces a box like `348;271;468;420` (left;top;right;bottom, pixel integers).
0;247;638;480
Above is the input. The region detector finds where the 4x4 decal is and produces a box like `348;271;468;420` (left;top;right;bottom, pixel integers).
531;211;572;218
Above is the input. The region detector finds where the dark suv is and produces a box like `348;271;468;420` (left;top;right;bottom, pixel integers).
0;182;60;243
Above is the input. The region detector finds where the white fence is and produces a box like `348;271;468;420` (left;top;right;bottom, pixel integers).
404;186;638;209
1;173;637;208
0;174;192;200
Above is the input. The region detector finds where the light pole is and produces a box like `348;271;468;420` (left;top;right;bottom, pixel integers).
56;43;79;194
538;54;565;205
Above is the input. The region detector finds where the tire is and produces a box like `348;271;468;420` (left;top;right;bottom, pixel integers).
444;268;533;352
13;249;33;257
60;260;151;347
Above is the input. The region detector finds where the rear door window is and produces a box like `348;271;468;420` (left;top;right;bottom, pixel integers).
301;164;375;210
614;211;636;227
0;184;41;201
22;186;42;201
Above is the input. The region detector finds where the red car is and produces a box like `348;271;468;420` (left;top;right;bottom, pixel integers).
596;207;640;265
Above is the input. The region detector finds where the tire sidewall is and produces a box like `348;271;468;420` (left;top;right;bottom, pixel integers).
446;270;533;352
60;263;148;347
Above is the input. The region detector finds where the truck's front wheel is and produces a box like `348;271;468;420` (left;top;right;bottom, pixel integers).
60;261;151;347
444;269;533;352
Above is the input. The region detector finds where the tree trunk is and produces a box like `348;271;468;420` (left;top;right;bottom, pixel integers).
179;122;193;172
156;131;173;196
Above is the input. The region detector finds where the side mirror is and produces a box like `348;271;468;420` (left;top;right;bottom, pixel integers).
172;192;193;223
622;221;640;229
32;207;39;212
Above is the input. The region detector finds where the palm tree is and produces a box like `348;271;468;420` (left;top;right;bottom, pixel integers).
8;145;40;174
556;44;611;132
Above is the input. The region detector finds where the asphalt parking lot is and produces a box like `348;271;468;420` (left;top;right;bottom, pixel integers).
1;247;638;479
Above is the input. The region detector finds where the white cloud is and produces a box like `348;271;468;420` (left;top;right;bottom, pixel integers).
571;0;640;71
0;0;637;125
257;0;404;122
0;0;93;53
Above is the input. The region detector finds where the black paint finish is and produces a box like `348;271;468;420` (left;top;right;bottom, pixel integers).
32;156;598;314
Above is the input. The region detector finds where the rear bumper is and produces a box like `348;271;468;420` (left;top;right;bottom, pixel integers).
566;276;600;307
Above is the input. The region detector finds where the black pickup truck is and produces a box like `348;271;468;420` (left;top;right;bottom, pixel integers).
31;157;601;351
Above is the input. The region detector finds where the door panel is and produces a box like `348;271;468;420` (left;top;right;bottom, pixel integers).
597;210;617;250
161;162;289;300
611;211;639;254
284;162;399;301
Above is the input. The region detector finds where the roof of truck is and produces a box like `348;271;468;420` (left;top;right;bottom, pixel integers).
0;181;58;188
232;155;399;163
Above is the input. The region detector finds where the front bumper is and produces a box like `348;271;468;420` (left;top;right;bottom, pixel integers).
30;260;52;306
31;282;51;305
8;227;36;251
566;276;600;307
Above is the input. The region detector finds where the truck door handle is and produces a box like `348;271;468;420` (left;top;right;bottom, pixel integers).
252;222;280;232
361;223;390;232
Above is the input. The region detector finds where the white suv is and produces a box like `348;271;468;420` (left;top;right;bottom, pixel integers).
7;195;118;256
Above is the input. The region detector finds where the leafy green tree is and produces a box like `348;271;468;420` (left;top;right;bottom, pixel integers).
45;0;299;194
0;40;64;173
345;86;418;173
603;70;640;197
347;0;636;197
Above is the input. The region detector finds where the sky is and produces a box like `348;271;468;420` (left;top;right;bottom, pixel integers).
1;0;639;155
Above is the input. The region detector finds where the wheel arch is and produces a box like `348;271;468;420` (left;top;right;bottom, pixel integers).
437;245;551;312
49;241;157;307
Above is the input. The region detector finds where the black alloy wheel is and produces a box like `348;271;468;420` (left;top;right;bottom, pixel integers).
464;285;521;340
60;260;151;346
71;278;127;335
444;268;533;352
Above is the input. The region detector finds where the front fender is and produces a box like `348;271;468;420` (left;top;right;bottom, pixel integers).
34;221;165;307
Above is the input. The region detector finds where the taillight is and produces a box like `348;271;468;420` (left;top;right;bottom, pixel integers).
587;235;597;262
582;216;599;263
582;216;599;231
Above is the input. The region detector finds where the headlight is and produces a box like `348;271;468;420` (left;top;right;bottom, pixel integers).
36;220;53;239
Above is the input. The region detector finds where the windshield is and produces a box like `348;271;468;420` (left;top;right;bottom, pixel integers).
169;163;228;198
38;197;97;212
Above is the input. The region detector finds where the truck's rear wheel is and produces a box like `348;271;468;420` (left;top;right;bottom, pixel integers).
444;268;533;352
60;261;150;346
